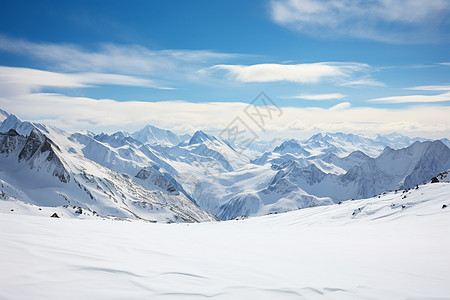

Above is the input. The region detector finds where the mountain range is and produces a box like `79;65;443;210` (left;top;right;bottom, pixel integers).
1;109;449;221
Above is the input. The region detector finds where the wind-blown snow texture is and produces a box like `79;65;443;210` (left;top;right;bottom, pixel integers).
1;109;450;221
1;179;449;299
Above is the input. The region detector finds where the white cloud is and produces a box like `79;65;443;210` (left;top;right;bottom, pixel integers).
1;92;449;140
407;85;450;91
206;62;370;84
0;35;236;76
288;93;345;100
340;77;386;87
270;0;450;43
369;92;450;103
0;66;169;97
329;102;351;111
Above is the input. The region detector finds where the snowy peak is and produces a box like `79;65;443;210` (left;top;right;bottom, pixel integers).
0;114;21;132
0;109;11;122
0;113;39;136
402;141;450;189
375;132;431;149
1;129;70;183
132;124;185;146
94;131;139;148
376;132;411;146
18;129;47;161
188;130;217;145
273;139;310;156
307;133;324;142
346;150;370;160
378;140;443;162
344;140;450;196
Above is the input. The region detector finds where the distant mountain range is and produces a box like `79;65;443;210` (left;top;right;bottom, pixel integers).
1;109;449;221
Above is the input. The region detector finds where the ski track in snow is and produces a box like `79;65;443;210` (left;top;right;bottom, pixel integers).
1;182;450;300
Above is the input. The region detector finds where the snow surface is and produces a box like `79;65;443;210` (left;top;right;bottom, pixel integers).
1;181;450;300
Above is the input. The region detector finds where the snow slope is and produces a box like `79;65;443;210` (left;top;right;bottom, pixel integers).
1;180;449;300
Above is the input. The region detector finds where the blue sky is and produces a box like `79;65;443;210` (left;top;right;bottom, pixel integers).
0;0;449;139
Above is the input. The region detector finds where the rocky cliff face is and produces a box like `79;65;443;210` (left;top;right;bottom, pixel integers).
1;129;70;183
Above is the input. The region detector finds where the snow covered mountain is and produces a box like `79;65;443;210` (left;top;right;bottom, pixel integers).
0;109;9;122
374;132;429;149
252;131;443;165
0;128;215;223
215;172;333;220
132;124;190;146
0;114;38;136
211;139;450;219
271;140;450;202
273;138;311;156
1;109;449;222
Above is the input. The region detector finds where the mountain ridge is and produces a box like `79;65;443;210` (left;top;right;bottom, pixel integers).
1;108;449;221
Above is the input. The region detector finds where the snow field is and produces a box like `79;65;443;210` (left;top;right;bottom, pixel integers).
1;181;449;299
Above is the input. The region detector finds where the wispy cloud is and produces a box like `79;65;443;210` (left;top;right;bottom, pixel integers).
287;93;345;100
340;77;386;87
0;66;170;97
0;35;236;76
269;0;450;43
407;84;450;91
369;92;450;103
205;62;371;84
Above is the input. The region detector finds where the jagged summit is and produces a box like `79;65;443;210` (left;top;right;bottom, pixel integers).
132;124;186;146
0;114;21;131
273;139;311;156
1;128;70;183
0;108;10;122
188;130;217;145
0;113;39;136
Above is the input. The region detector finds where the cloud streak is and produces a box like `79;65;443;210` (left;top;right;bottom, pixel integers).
407;85;450;91
206;62;372;84
0;66;170;97
369;92;450;103
287;93;345;100
270;0;450;43
340;77;386;87
0;35;236;76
